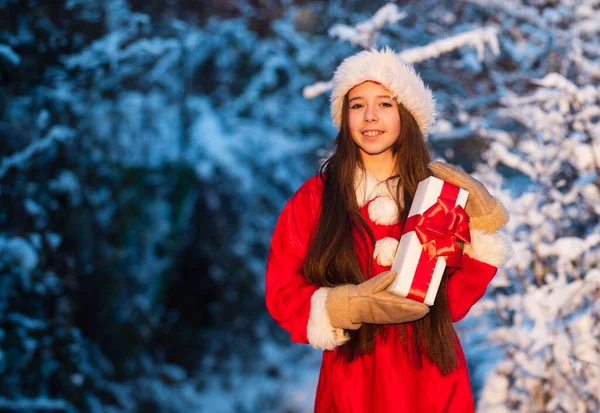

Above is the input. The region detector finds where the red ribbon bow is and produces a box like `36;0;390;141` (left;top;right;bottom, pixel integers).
403;196;471;268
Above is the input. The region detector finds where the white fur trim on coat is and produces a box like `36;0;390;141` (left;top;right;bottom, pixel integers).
354;169;379;207
354;169;401;208
368;196;399;225
463;229;511;268
373;237;400;266
307;288;350;350
331;47;436;136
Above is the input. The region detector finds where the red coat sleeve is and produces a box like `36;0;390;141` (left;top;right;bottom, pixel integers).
445;229;509;322
445;255;497;322
265;176;323;344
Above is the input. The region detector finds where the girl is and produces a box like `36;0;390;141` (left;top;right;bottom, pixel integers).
266;48;509;413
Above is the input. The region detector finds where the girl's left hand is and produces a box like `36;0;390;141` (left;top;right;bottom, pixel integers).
427;161;509;233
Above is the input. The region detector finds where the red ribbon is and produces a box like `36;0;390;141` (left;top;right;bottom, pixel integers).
401;182;471;302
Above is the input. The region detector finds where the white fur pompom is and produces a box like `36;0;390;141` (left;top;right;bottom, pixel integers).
373;237;399;266
368;196;399;225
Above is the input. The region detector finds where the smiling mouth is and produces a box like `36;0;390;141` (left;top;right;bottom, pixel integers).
363;130;383;138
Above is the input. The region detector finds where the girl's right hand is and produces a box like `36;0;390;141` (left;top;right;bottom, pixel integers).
325;271;429;330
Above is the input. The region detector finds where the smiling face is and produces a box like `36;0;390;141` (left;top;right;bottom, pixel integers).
347;81;401;171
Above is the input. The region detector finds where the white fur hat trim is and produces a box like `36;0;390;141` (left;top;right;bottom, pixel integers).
330;47;436;136
373;237;399;266
368;196;399;225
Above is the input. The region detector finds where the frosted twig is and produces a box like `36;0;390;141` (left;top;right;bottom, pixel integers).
0;126;76;179
486;141;537;179
501;89;564;107
465;0;547;27
303;80;333;100
531;73;578;94
0;44;20;66
569;355;600;368
399;27;500;64
549;329;599;407
572;53;600;79
0;397;67;411
328;3;406;48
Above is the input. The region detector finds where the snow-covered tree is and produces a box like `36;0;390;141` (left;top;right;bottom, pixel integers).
2;0;599;412
464;1;600;411
1;0;347;411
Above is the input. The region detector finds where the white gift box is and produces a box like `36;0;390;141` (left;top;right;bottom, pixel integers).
389;177;469;306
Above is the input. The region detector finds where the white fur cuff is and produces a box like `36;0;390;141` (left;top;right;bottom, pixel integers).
307;288;350;351
463;229;511;268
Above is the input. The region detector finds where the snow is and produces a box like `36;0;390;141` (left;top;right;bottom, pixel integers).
400;27;500;63
0;44;20;65
0;126;76;179
328;3;405;48
48;170;82;206
45;232;62;250
303;80;333;100
0;237;39;272
1;0;599;412
0;397;68;411
4;313;46;330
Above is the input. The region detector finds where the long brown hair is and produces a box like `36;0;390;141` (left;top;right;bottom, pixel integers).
303;96;459;374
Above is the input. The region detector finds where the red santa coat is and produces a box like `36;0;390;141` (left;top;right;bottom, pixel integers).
266;173;508;413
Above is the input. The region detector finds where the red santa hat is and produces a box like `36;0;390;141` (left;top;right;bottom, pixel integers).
330;47;436;136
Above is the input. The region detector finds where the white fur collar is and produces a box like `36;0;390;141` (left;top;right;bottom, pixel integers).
354;168;401;207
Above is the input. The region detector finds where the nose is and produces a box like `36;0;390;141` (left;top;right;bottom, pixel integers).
364;105;378;122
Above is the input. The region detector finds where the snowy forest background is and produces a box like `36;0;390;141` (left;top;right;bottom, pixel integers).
1;0;599;412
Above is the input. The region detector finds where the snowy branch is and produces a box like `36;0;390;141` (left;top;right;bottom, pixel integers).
302;80;333;100
536;234;600;276
0;126;76;179
328;3;405;48
484;141;537;179
465;0;547;28
531;73;578;94
504;74;600;107
304;27;500;99
399;27;500;64
0;397;68;411
0;44;20;66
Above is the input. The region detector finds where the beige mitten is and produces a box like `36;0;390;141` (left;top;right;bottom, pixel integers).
326;271;429;330
428;162;509;233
